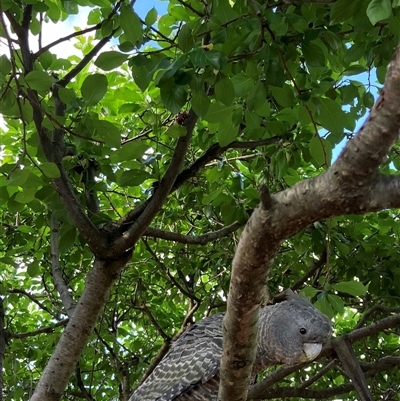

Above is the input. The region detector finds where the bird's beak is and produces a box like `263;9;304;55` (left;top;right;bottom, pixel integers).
303;343;323;361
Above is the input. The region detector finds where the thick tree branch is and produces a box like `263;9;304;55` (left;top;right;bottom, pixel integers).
143;221;242;244
219;45;400;401
4;8;109;257
30;255;131;401
219;187;280;401
108;110;198;258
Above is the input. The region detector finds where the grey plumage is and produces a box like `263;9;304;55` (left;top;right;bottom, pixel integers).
130;290;332;401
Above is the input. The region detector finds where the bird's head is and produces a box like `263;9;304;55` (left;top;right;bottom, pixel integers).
258;290;332;366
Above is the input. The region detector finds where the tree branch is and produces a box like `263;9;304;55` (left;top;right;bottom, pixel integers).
333;335;373;401
142;239;199;302
219;44;400;401
108;110;198;258
8;289;59;319
143;221;242;244
117;136;281;231
30;255;132;401
50;213;76;317
9;319;68;339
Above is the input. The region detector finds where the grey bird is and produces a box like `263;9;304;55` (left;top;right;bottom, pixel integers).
129;290;332;401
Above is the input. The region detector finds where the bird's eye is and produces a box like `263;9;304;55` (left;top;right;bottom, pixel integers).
299;328;307;335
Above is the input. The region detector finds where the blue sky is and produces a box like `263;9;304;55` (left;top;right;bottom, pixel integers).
135;0;168;18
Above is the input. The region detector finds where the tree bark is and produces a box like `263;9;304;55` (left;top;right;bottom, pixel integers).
218;44;400;401
30;256;130;401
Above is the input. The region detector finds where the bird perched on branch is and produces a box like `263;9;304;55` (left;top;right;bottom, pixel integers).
129;290;332;401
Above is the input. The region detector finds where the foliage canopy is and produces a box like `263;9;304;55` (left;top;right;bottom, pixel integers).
0;0;399;400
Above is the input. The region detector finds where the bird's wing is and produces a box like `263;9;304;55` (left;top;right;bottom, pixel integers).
130;313;224;401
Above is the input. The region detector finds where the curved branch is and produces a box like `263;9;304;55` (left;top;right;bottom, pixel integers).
35;25;100;58
8;289;59;319
172;136;281;192
9;319;69;339
219;44;400;401
118;136;281;231
108;110;198;258
58;28;119;87
143;221;242;244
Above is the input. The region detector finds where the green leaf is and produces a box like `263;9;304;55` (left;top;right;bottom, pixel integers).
95;51;128;71
178;24;194;52
213;0;239;24
92;119;121;148
159;79;187;113
119;170;150;187
81;74;108;105
25;71;55;91
204;101;234;124
247;81;267;112
113;141;150;162
302;43;326;67
231;73;254;97
120;5;143;43
217;120;237;146
333;281;367;297
367;0;392;25
40;162;61;178
59;225;77;254
118;103;141;114
202;186;224;205
331;0;363;23
316;97;346;135
58;88;77;106
215;77;235;106
301;287;320;299
310;136;331;167
363;91;375;108
191;90;210;118
189;49;227;70
315;296;334;319
327;294;344;313
145;7;158;26
8;169;31;187
27;262;40;277
0;55;12;76
271;85;294;108
165;125;187;138
15;188;37;203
